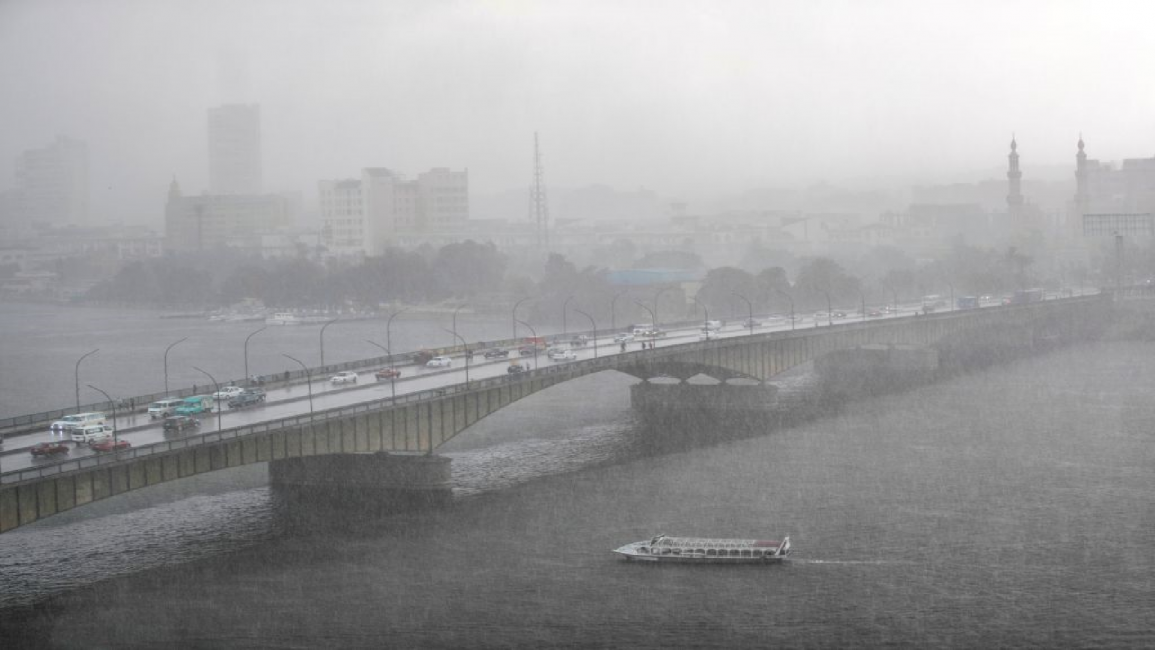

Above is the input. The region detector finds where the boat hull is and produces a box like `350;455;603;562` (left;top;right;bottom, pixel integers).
616;552;788;564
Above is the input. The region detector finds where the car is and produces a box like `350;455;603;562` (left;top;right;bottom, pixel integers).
833;312;847;319
163;415;201;432
613;333;635;343
483;348;510;359
375;367;401;380
227;390;266;409
742;318;761;328
699;329;718;341
90;438;131;452
30;441;70;457
518;345;537;356
174;395;214;416
637;328;666;338
507;362;526;374
867;308;883;317
211;385;245;400
547;348;577;362
426;356;452;368
569;335;589;348
330;371;358;384
50;412;106;433
71;424;114;443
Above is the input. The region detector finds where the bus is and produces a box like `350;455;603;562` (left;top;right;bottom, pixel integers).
957;296;980;309
1011;288;1044;304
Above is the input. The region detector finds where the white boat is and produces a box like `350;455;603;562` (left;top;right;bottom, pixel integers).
613;534;790;563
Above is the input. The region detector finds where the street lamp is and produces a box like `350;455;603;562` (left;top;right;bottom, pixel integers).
946;282;955;312
610;290;627;333
387;307;408;368
282;354;313;422
452;304;468;349
575;309;598;358
444;328;470;385
319;318;339;369
635;300;656;331
774;288;795;331
654;287;675;330
512;297;532;342
75;348;99;410
860;292;867;323
191;366;223;433
366;339;398;401
562;295;574;339
243;326;267;382
163;338;186;396
822;290;833;326
691;296;709;328
733;292;754;336
86;384;119;451
516;319;540;369
882;282;899;316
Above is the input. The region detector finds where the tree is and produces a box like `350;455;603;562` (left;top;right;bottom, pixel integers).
696;267;757;317
794;257;861;309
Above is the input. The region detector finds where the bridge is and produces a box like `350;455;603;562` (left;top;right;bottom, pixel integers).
0;295;1111;533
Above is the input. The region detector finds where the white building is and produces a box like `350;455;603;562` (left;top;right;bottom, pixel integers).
14;135;89;226
207;104;262;195
164;178;295;252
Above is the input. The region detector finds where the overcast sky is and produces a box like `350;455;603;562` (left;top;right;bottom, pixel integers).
2;0;1153;223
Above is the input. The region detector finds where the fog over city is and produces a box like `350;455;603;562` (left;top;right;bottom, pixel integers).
3;0;1155;224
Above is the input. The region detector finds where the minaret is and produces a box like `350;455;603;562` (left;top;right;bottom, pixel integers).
167;175;182;201
1074;135;1088;216
1007;135;1023;216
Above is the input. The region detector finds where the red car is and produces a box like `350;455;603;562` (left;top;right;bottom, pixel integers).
31;441;70;457
375;367;401;380
90;438;131;452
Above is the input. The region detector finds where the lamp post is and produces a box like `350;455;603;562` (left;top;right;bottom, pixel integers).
883;282;899;316
822;290;833;326
319;318;339;370
452;304;468;349
860;292;867;323
365;339;398;402
516;319;540;369
387;307;408;368
691;296;709;328
575;309;598;358
947;282;955;312
86;384;119;451
444;328;470;385
75;348;99;410
282;354;313;422
733;292;754;336
774;288;795;330
635;301;656;331
654;287;675;330
561;295;574;339
163;338;186;396
512;297;532;342
191;366;223;433
243;326;267;382
610;290;627;333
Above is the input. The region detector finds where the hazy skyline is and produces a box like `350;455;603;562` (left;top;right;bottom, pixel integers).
2;0;1154;224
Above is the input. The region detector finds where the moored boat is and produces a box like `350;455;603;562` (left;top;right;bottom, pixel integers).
613;535;790;563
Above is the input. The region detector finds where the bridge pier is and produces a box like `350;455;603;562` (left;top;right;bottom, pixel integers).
815;344;938;402
630;380;781;444
268;452;452;512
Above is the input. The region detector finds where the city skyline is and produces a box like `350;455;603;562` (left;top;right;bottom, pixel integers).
2;1;1154;225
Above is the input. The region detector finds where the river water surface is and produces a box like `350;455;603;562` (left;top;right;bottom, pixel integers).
0;311;1152;647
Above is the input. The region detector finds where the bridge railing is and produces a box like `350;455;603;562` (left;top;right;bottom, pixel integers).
0;352;613;486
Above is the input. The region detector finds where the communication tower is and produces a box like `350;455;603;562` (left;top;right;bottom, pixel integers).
529;132;550;249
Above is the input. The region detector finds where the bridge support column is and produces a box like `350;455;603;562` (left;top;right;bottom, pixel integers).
630;381;780;445
815;344;938;402
269;452;452;512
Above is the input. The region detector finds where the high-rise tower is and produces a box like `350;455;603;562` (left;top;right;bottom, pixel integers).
1074;134;1089;216
207;104;262;195
1006;135;1023;216
529;132;549;249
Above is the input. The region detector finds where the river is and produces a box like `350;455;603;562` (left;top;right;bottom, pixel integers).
0;333;1152;647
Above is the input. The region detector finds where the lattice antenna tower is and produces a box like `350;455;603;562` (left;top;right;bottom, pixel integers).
529;131;550;249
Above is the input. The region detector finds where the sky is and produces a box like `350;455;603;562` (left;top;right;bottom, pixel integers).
2;0;1154;224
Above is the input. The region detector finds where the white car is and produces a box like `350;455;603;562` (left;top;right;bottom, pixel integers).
425;356;453;368
699;329;718;341
50;412;107;433
330;371;358;384
548;348;577;362
613;333;634;343
212;386;245;400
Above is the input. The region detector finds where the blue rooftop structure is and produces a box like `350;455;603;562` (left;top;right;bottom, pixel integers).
606;268;703;286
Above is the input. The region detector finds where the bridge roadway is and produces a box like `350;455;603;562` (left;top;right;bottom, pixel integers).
0;294;1108;533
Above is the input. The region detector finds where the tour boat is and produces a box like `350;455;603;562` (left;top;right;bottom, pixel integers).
265;312;331;326
613;534;791;563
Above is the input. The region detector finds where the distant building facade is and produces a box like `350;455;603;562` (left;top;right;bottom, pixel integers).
207;104;262;195
164;178;295;252
1073;136;1155;238
13;135;89;226
318;167;468;257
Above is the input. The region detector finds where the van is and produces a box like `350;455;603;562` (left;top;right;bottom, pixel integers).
71;424;113;443
704;320;722;331
148;398;185;419
50;412;107;433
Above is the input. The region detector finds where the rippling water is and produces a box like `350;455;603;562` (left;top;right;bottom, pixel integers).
2;343;1153;648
